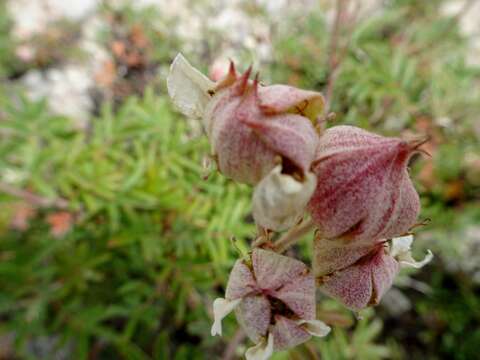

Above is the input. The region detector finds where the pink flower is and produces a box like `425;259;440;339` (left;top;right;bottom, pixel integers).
211;249;330;359
308;125;421;243
316;235;433;310
168;53;324;230
168;53;323;185
207;64;322;185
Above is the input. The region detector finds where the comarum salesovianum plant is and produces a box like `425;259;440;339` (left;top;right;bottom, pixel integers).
167;53;433;359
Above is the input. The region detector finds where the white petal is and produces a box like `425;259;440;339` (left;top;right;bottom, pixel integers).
167;53;214;119
390;235;414;258
252;166;317;231
210;298;241;336
245;333;274;360
398;250;434;269
390;235;433;269
295;319;331;337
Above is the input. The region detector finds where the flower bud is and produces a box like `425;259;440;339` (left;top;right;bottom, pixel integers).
308;125;421;243
168;53;324;185
211;249;330;359
316;234;433;311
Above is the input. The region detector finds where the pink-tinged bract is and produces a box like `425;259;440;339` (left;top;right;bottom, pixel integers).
313;234;383;277
224;249;318;350
270;315;311;351
319;244;399;311
206;68;322;185
235;295;271;344
308;125;420;243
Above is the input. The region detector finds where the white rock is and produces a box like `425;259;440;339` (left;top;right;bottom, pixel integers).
22;66;94;127
7;0;98;39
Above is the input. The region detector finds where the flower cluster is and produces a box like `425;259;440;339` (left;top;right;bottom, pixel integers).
167;54;432;359
168;54;321;231
211;249;330;359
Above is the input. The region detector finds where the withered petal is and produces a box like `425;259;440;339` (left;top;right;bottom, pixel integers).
252;166;317;231
167;53;214;120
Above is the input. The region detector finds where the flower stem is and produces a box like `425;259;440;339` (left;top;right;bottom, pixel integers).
252;224;270;248
273;218;315;253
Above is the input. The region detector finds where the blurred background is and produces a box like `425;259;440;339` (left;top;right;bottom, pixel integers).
0;0;479;359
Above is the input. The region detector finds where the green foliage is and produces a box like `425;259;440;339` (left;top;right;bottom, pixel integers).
416;264;480;360
270;1;480;359
0;0;17;78
0;88;254;358
1;1;479;359
318;313;390;360
271;0;480;133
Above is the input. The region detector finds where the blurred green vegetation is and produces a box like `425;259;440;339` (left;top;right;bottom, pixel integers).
0;0;479;359
0;0;16;79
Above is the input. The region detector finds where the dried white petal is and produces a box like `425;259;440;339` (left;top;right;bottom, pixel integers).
245;333;274;360
391;235;433;269
296;319;331;337
210;298;241;336
252;166;317;231
398;250;433;269
167;53;214;120
390;235;414;258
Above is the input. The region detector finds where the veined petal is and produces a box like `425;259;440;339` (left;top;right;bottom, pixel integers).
313;235;379;277
371;253;399;305
245;333;274;360
320;260;373;310
308;125;420;243
243;113;319;175
391;235;433;269
235;295;271;344
320;246;399;310
210;298;241;336
270;315;310;351
225;259;257;300
271;269;316;320
295;319;331;337
167;53;214;120
252;166;317;231
253;249;309;293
